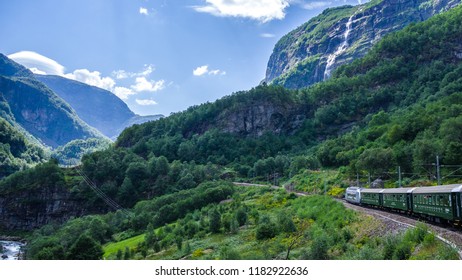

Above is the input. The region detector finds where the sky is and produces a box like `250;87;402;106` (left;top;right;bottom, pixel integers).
0;0;362;116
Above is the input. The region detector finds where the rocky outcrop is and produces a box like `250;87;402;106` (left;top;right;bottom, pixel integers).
0;185;88;231
216;101;306;137
265;0;461;89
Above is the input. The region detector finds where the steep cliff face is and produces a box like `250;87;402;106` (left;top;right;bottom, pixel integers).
265;0;461;89
216;101;305;137
0;161;109;231
0;76;103;148
0;185;88;231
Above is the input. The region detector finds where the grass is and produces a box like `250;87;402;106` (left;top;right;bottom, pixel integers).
103;234;145;259
102;185;459;260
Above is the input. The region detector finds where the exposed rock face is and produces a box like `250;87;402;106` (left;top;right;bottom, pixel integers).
265;0;461;89
0;185;91;231
371;179;385;188
217;102;306;137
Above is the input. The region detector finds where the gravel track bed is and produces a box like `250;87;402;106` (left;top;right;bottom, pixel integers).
337;199;462;259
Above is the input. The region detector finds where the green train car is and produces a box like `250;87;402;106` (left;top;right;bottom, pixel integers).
345;184;462;225
359;188;382;207
382;187;415;212
412;185;462;222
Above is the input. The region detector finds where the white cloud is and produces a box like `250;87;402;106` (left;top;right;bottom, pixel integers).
131;77;165;92
113;87;136;100
29;67;47;75
193;0;290;22
301;1;332;10
112;65;154;80
193;65;209;76
112;70;130;79
193;65;226;76
209;69;226;75
8;51;167;102
64;69;116;91
139;7;149;15
136;99;158;106
260;33;276;38
8;51;65;75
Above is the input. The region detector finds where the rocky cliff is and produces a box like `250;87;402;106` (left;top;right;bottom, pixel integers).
0;162;109;231
0;184;87;231
265;0;461;89
216;100;306;137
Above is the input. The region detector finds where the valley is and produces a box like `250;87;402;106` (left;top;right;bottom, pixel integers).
0;0;462;261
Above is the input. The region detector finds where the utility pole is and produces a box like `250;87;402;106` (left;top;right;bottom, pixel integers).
398;166;402;188
356;173;360;187
436;155;441;186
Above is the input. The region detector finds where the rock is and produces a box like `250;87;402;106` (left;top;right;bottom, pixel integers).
216;101;305;137
0;184;105;231
265;0;461;89
371;179;385;189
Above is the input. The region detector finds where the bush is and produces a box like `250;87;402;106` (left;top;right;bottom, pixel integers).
256;215;277;240
67;234;103;260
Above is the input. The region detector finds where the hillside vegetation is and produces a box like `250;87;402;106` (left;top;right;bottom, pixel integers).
3;2;462;260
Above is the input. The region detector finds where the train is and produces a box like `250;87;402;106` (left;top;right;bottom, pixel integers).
345;184;462;225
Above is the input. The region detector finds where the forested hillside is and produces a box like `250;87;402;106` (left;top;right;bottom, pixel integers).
2;1;462;260
115;4;462;180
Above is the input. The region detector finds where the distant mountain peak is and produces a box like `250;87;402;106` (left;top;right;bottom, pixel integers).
36;74;163;139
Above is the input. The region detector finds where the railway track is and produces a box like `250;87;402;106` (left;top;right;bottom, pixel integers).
337;198;462;259
232;182;462;258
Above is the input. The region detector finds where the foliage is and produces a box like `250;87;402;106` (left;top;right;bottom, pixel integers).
52;138;111;166
26;181;234;260
12;3;462;262
0;116;48;178
67;234;104;260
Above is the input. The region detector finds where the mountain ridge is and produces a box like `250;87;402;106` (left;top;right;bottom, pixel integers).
0;54;104;148
265;0;461;89
35;74;163;139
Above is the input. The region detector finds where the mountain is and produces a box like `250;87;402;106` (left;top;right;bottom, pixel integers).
116;3;462;172
0;54;104;148
3;2;462;261
35;75;163;139
0;115;48;178
265;0;461;89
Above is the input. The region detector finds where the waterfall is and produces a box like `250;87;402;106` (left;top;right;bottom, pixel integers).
323;14;355;80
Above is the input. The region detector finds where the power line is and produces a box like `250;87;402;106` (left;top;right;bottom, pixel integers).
75;167;132;218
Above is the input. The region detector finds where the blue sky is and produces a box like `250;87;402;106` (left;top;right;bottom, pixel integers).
0;0;361;116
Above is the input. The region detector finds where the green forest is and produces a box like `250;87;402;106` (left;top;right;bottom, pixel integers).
1;2;462;260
